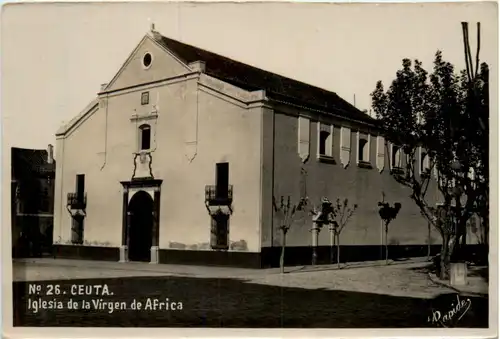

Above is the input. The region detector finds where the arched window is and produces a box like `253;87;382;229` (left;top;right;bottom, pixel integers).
139;124;151;151
358;138;368;162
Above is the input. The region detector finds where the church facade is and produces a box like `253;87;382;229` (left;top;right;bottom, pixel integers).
53;26;474;268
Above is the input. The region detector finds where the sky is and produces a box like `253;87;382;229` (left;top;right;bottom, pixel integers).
1;1;497;150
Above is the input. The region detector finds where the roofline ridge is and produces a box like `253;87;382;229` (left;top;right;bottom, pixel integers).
153;32;363;114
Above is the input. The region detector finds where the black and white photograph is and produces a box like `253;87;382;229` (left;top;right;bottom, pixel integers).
2;1;497;336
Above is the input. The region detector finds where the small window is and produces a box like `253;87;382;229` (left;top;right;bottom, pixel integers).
211;212;229;250
76;174;85;201
143;53;152;68
139;124;151;151
392;145;402;169
358;138;368;162
141;92;149;105
421;151;430;174
215;162;229;198
318;123;333;159
319;131;332;157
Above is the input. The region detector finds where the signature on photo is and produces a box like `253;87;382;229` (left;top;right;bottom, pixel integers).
428;294;472;327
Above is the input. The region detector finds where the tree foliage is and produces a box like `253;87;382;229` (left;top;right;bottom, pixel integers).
329;198;358;236
371;51;489;263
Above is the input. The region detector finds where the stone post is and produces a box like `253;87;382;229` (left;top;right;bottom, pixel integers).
150;188;161;264
450;262;468;286
119;189;129;263
150;208;159;264
311;222;320;265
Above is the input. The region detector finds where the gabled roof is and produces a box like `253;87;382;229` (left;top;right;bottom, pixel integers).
56;98;99;136
151;32;375;124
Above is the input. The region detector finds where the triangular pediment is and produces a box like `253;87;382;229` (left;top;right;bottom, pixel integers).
104;33;192;92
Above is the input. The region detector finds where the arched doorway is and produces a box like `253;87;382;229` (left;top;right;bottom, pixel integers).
128;190;154;262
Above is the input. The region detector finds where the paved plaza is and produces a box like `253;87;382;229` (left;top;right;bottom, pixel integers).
12;258;489;327
13;257;451;298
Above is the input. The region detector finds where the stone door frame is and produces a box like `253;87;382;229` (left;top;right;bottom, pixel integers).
120;179;162;264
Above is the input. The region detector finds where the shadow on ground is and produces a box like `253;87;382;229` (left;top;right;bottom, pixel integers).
13;275;488;328
469;266;489;282
408;262;489;284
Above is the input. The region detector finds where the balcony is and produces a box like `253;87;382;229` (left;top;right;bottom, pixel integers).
67;192;87;210
205;185;233;206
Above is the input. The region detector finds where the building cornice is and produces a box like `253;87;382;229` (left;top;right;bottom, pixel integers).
269;98;379;130
98;72;200;97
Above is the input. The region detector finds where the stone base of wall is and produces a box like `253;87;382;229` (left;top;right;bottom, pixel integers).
260;245;442;268
51;245;261;268
50;244;487;269
52;245;120;261
158;249;261;268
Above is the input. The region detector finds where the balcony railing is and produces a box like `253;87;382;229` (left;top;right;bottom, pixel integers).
67;192;87;210
205;185;233;206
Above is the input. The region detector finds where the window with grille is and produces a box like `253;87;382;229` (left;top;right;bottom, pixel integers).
71;215;85;244
141;92;149;105
210;213;229;250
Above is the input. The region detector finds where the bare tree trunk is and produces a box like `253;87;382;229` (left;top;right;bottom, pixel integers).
483;216;489;247
440;234;450;280
330;229;334;265
385;223;389;265
280;230;286;274
427;221;431;260
336;233;341;269
380;219;384;260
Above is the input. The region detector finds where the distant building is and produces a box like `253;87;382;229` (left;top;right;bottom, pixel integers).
51;26;479;268
12;145;55;258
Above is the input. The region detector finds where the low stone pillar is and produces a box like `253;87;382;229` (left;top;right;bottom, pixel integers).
450;262;468;286
150;246;159;264
311;222;320;265
119;245;128;263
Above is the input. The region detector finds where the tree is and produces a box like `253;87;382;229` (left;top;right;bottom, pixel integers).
371;50;488;278
377;193;401;264
329;198;358;268
461;22;489;252
273;195;308;273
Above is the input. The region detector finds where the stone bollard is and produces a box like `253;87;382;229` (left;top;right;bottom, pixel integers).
119;245;128;263
150;246;159;264
450;262;468;286
311;223;320;265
